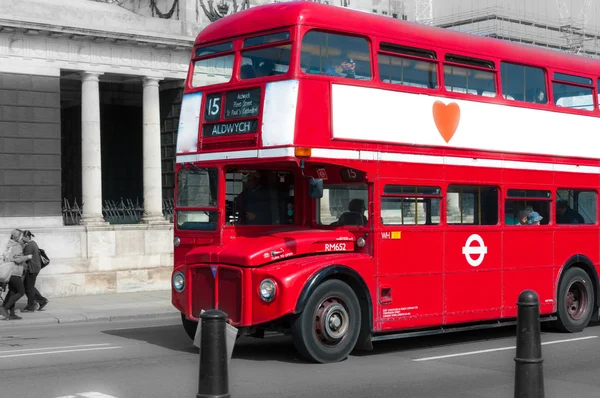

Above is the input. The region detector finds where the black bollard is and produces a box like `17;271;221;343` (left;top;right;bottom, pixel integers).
197;309;230;398
514;290;544;398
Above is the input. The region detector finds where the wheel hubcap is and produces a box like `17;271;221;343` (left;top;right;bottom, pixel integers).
566;280;588;321
314;297;349;347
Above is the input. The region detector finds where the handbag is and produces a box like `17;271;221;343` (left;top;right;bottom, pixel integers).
0;247;11;283
0;262;12;283
39;248;50;269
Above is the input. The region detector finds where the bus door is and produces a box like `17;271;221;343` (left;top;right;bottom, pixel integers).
443;185;502;324
375;180;444;331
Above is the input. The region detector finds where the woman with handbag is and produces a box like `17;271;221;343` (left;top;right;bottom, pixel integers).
0;229;31;320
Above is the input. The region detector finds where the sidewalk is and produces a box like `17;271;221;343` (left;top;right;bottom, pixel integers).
0;289;179;328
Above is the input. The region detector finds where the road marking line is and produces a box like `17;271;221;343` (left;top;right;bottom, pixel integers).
413;335;598;361
54;393;119;398
77;393;120;398
0;343;111;355
0;346;121;359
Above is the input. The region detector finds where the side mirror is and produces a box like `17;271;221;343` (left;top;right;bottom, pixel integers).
309;178;323;199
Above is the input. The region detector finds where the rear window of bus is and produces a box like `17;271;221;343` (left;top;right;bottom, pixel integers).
191;42;235;88
239;31;293;80
300;31;372;80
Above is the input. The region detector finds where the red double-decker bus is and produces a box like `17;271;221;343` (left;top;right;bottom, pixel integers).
172;2;600;363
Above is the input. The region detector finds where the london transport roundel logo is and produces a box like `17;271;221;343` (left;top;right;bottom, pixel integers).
462;234;487;267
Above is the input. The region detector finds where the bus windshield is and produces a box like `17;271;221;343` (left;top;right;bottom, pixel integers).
191;42;235;88
225;168;296;226
176;167;219;231
191;31;293;88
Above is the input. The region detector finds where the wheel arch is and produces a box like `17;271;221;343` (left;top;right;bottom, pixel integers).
556;254;600;311
294;264;373;350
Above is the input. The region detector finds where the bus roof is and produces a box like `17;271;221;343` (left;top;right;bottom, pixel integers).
194;1;600;76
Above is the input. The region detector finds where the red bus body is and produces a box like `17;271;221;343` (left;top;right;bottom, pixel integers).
172;2;600;363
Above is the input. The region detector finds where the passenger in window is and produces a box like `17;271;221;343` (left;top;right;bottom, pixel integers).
349;199;367;223
534;88;546;104
257;60;276;77
517;207;532;225
526;211;543;225
240;64;256;79
336;199;367;226
324;54;356;79
505;210;519;225
556;200;584;224
339;55;356;79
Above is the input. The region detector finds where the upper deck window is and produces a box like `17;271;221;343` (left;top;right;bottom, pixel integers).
500;62;547;104
195;42;234;57
444;54;496;97
378;43;438;89
239;32;292;80
300;31;371;80
191;42;235;88
243;32;290;48
552;72;594;111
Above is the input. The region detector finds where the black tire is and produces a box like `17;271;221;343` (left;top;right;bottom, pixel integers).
554;267;595;333
181;313;198;340
291;279;361;363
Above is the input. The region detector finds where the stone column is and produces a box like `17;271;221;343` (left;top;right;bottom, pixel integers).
80;72;107;226
141;77;167;224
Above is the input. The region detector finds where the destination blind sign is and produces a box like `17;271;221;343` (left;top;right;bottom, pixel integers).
201;88;261;138
225;88;261;119
203;119;258;137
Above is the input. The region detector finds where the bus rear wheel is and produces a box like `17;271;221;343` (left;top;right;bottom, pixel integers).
554;267;595;333
291;280;361;363
181;313;198;340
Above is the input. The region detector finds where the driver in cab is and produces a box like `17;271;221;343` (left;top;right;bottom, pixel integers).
236;171;270;225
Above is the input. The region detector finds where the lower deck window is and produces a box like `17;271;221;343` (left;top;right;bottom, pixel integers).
317;184;368;226
447;185;498;225
381;185;441;225
505;201;550;225
556;189;597;224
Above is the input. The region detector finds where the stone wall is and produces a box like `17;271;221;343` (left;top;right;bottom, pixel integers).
0;224;174;298
0;72;62;219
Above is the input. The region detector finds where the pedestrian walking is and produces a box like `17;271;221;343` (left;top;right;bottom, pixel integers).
21;230;49;312
0;229;31;320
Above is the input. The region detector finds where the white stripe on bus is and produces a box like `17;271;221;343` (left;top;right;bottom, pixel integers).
176;147;600;175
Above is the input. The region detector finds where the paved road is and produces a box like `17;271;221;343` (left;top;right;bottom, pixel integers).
1;316;599;398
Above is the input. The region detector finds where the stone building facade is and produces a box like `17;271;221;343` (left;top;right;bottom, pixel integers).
0;0;206;297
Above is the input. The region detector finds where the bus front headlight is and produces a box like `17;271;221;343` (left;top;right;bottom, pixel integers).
173;271;185;292
259;279;277;302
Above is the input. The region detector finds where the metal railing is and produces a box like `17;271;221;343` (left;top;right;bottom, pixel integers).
62;198;175;225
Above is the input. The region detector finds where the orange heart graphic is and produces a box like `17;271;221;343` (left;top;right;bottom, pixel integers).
432;101;461;143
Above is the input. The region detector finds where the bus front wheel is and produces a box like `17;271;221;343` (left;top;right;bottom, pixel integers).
291;279;361;364
554;267;595;333
181;313;198;340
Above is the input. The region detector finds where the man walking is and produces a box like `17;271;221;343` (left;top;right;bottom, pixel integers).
21;231;49;312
